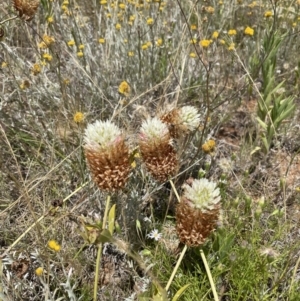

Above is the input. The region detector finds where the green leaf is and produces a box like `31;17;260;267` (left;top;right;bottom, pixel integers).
272;102;295;128
171;284;191;301
256;117;267;130
250;146;261;155
115;221;122;234
136;219;142;230
261;136;270;153
153;293;167;301
140;249;152;256
108;204;116;235
152;283;168;301
98;229;112;243
137;296;151;301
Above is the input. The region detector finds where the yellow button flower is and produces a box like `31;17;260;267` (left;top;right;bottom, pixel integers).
228;29;237;35
35;267;44;276
202;139;216;153
244;26;254;36
31;63;41;75
43;53;52;61
73;112;84;123
228;43;235;51
67;40;75;46
147;18;154;25
118;81;130;95
212;31;219;39
264;11;272;18
48;240;61;252
199;39;212;48
156;38;163;47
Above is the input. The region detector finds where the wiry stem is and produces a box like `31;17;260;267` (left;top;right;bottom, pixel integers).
93;195;111;301
200;249;219;301
165;244;187;292
169;179;180;203
165;179;185;292
0;16;18;25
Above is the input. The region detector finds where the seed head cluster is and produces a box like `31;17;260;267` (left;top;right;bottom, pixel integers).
83;105;201;187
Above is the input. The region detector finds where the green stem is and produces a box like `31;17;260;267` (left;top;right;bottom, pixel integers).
200;249;218;301
289;254;300;296
165;244;187;291
73;243;87;260
93;195;111;301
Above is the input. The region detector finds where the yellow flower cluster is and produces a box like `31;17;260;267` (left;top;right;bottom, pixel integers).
73;112;84;123
264;11;272;18
43;53;52;61
244;26;254;36
205;6;215;14
38;35;55;49
228;29;237;36
200;39;212;48
118;81;130;95
147;18;154;25
31;63;41;75
156;38;163;47
35;267;44;276
202;139;216;154
48;240;61;252
228;43;235;51
212;31;219;39
47;16;54;23
141;41;151;50
67;40;75;46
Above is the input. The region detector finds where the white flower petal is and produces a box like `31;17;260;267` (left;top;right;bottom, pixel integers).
84;120;122;150
183;178;221;210
179;106;200;131
140;117;169;142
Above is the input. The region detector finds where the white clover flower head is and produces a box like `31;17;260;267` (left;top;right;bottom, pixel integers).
84;120;122;151
139;117;169;142
147;229;162;241
183;178;221;210
179;106;200;131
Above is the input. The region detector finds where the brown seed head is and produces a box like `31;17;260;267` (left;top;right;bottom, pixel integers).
85;139;131;191
176;200;220;246
84;120;131;191
13;0;39;21
140;144;178;182
139;117;178;181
